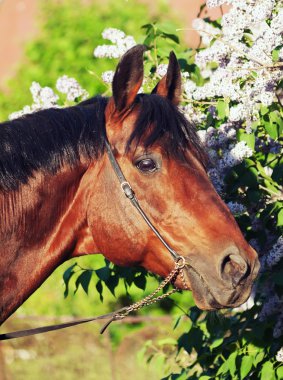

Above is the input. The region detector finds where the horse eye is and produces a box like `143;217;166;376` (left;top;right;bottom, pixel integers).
136;158;158;173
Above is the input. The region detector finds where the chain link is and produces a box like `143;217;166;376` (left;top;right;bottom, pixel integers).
113;256;188;321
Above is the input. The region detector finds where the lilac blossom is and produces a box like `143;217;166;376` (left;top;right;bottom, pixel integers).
226;201;247;216
94;28;136;59
56;75;88;101
276;347;283;362
101;70;115;84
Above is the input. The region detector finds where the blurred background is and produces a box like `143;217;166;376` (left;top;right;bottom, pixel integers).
0;1;227;379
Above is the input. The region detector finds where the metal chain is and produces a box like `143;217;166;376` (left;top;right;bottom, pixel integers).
112;256;187;321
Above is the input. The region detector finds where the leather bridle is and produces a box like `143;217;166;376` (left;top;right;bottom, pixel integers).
0;140;188;340
105;140;184;262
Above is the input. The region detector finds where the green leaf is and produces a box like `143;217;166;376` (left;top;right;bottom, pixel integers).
253;351;265;367
260;105;269;115
237;129;255;149
227;352;237;377
96;280;103;302
173;316;182;330
75;270;92;295
216;359;229;376
160;32;179;44
276;208;283;227
210;338;223;349
155;22;177;35
264;111;283;139
272;45;282;62
216;100;229;119
105;275;119;296
133;274;146;290
63;263;77;298
240;355;253;379
260;361;275;380
276;366;283;379
96;267;111;282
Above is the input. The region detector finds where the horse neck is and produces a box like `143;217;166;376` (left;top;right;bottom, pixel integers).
0;160;99;324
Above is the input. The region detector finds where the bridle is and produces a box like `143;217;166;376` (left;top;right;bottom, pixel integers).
0;140;188;340
105;140;185;262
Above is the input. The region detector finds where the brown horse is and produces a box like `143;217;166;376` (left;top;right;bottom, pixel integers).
0;45;259;325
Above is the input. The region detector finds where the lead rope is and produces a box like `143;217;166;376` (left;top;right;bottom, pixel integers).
0;256;187;340
100;256;187;333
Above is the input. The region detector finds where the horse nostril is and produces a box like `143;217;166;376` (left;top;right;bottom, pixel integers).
221;254;250;288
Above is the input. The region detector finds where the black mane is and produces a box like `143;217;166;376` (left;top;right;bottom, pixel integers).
0;94;206;192
0;97;108;191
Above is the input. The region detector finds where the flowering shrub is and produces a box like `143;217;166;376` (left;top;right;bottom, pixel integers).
7;0;283;378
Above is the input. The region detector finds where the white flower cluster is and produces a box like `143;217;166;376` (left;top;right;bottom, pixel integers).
192;18;220;46
9;77;89;120
9;82;59;120
56;75;89;102
156;64;168;77
101;70;115;84
94;28;136;59
183;104;206;125
187;0;283;131
206;0;231;7
276;347;283;362
197;123;253;192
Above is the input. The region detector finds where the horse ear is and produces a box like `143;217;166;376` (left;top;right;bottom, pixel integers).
111;44;146;113
152;51;182;105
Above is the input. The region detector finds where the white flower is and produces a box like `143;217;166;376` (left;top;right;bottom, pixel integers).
9;106;33;120
219;141;253;171
156;64;168;77
102;28;126;43
229;104;245;122
101;70;115;84
206;0;229;8
31;81;59;107
192;18;220;46
94;28;136;59
229;141;253;161
276;347;283;362
183;104;206;124
56;75;88;101
259;91;274;106
184;80;197;99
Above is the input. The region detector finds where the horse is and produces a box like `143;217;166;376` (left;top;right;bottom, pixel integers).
0;45;259;325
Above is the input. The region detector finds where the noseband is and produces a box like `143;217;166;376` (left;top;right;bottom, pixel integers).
0;141;188;341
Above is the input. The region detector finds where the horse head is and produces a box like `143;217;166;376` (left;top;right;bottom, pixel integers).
84;45;260;310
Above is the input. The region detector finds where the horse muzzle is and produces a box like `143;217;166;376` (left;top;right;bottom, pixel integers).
181;250;260;310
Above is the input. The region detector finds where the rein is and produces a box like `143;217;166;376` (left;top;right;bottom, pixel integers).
0;141;188;341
